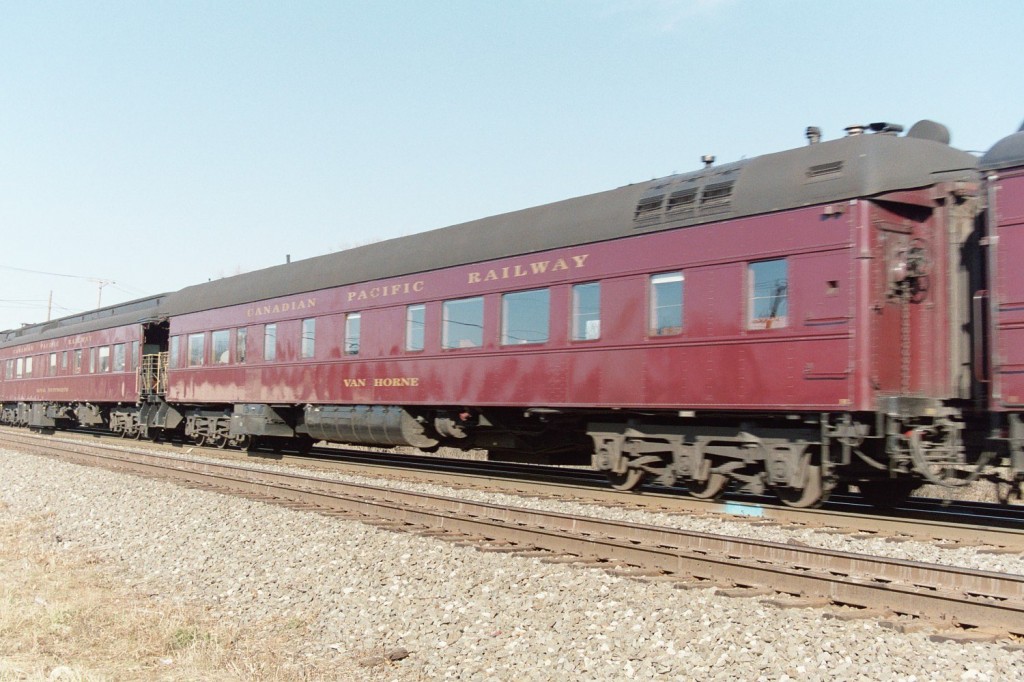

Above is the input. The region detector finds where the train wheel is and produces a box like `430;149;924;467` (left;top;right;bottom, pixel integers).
855;479;919;508
194;434;207;447
772;464;825;508
607;468;644;491
687;473;728;499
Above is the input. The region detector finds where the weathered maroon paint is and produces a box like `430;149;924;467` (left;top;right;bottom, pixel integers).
166;190;968;415
0;324;144;404
988;165;1024;410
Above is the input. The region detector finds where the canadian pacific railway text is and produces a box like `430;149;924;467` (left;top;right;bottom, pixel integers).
467;254;589;284
247;298;317;317
347;281;425;303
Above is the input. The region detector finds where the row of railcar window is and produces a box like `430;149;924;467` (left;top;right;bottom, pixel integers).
3;341;140;380
169;258;789;368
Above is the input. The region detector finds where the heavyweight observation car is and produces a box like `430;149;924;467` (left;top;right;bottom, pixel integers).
2;118;1019;508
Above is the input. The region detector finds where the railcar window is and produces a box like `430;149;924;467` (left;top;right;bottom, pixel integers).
212;329;230;364
748;259;789;330
89;348;96;373
571;282;601;341
169;337;179;369
73;349;83;374
650;272;684;336
4;360;11;380
98;346;110;372
130;341;138;371
301;319;316;359
49;353;57;376
406;305;425;352
113;344;126;372
263;325;277;361
61;351;68;372
501;288;550;345
236;328;247;364
16;357;23;379
442;297;484;349
187;334;205;367
344;313;361;355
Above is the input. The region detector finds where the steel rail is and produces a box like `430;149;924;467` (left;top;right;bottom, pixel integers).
4;426;1024;550
3;431;1023;635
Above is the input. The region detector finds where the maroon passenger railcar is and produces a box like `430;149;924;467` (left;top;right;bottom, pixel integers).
153;120;980;506
0;297;167;430
979;123;1024;476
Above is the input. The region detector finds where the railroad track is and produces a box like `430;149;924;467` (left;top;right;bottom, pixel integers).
5;425;1024;551
3;429;1023;637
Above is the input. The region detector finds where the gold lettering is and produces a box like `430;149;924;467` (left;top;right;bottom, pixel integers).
571;254;589;268
530;261;550;275
372;377;420;387
343;378;367;387
483;270;499;282
413;281;424;292
552;258;569;272
468;272;481;284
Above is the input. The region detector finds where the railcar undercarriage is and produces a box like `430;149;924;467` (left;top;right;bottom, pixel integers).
3;397;1020;506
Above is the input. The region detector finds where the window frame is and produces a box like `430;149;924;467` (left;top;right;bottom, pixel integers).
406;304;425;352
211;329;231;365
649;271;685;337
236;327;248;364
300;318;316;359
747;258;789;330
442;296;484;350
187;334;205;367
570;281;601;342
168;336;180;369
344;312;361;356
263;324;277;361
500;288;550;346
112;343;126;372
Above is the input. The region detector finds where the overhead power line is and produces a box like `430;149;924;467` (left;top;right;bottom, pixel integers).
0;263;104;280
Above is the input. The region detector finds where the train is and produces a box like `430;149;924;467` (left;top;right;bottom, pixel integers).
2;117;1023;508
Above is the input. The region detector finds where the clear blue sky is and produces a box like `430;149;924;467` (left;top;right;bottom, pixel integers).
1;0;1021;331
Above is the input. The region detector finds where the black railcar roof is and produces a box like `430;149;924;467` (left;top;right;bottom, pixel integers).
2;120;979;346
0;295;168;348
163;125;977;317
980;120;1024;171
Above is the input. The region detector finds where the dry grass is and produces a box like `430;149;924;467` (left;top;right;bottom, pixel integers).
0;503;361;681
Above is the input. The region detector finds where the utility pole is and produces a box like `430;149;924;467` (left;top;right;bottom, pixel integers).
90;279;114;308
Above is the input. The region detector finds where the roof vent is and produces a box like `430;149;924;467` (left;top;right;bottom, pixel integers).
701;155;715;168
906;120;951;145
845;124;866;136
868;122;904;134
806;126;821;145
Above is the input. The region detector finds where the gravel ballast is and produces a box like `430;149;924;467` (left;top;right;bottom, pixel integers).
3;447;1022;681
